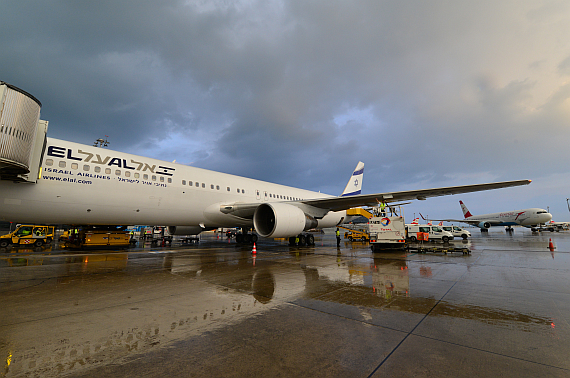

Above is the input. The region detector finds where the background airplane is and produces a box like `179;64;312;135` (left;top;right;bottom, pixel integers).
421;200;552;232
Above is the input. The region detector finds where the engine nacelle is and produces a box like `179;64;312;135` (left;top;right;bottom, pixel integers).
478;222;491;229
254;203;308;238
167;226;204;235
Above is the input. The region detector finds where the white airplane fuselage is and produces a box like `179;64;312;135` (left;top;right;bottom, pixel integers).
464;209;552;228
0;138;345;229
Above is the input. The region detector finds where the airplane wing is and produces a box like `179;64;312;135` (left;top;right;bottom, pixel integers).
221;179;531;218
304;179;531;212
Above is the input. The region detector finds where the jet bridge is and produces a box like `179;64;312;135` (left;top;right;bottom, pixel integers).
0;81;48;182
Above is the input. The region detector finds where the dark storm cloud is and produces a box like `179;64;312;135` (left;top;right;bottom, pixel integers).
2;0;570;218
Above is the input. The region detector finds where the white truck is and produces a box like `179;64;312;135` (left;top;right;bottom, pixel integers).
368;206;407;251
441;225;471;239
406;224;454;243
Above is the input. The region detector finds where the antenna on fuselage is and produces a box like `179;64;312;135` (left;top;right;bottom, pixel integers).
93;136;110;147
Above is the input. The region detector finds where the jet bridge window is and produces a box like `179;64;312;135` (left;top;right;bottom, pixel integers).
59;161;66;168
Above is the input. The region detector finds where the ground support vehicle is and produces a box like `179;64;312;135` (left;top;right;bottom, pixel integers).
0;225;55;248
61;227;132;249
368;205;407;251
441;225;471;239
406;224;454;243
339;225;369;241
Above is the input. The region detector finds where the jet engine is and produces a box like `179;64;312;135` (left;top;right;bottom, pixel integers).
478;222;491;229
167;226;204;235
254;203;316;238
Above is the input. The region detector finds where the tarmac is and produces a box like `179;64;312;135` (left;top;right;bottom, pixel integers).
1;228;569;377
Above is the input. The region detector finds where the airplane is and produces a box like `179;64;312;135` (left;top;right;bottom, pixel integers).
421;200;552;232
0;81;532;245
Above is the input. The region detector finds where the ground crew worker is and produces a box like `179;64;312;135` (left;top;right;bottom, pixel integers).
336;228;341;247
380;202;386;216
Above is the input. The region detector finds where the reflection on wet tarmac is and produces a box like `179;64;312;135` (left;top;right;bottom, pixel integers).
1;229;569;377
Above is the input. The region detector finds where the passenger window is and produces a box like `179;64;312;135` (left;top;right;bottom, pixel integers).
237;188;240;193
168;178;172;183
216;185;220;190
152;176;156;181
134;173;140;178
45;159;53;166
211;184;214;189
143;174;148;180
189;181;193;186
83;165;90;171
94;166;101;173
242;189;245;194
105;168;111;174
160;176;164;182
195;182;199;187
71;163;78;170
115;170;121;176
125;171;131;177
182;180;186;185
59;161;66;168
202;183;205;188
227;187;230;191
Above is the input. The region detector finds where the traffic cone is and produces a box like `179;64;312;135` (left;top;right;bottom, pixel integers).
252;243;257;254
549;238;555;251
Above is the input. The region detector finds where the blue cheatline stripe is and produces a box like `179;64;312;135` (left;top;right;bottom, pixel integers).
341;190;361;197
352;168;364;176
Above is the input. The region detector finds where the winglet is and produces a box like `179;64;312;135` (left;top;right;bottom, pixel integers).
341;161;364;197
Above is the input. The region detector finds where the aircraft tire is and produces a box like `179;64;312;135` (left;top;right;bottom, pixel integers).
244;234;252;243
299;234;306;246
306;234;314;245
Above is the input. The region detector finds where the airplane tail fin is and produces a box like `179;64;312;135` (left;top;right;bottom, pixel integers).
459;200;473;218
341;161;364;196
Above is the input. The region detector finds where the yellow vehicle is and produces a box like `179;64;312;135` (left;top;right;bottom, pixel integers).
0;225;55;248
339;226;370;242
61;227;132;249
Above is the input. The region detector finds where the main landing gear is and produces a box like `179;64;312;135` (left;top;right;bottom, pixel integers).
235;227;258;244
289;234;315;246
505;226;514;233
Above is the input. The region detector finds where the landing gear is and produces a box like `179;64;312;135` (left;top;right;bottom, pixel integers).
289;233;315;246
480;228;489;232
235;228;258;244
505;226;514;233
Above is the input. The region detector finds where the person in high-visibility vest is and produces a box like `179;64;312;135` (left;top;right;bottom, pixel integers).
380;202;386;216
336;228;341;247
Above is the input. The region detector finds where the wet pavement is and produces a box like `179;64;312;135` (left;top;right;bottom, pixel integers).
1;229;570;377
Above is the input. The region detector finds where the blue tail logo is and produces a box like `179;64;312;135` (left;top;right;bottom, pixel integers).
341;161;364;196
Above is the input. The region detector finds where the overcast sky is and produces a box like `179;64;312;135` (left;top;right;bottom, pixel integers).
2;0;570;221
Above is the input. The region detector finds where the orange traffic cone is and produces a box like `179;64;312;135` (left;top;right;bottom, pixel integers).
252;243;257;254
549;238;555;251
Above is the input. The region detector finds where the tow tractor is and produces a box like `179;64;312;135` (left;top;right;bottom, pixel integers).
0;224;55;248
